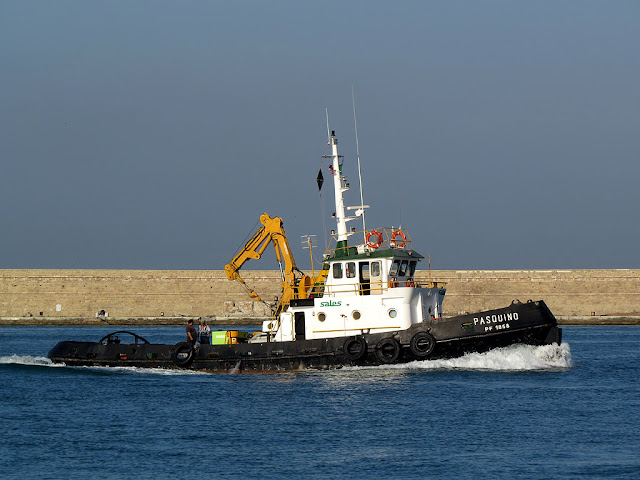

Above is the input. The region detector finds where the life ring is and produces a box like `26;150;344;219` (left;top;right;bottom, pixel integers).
409;332;435;357
375;337;401;363
366;230;383;249
343;336;367;361
172;342;195;367
391;231;406;248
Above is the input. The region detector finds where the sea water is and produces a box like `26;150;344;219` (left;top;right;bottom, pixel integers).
0;326;638;480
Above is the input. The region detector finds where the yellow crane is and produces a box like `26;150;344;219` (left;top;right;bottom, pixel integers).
225;213;320;319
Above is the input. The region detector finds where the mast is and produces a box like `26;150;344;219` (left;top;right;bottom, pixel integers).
329;131;349;252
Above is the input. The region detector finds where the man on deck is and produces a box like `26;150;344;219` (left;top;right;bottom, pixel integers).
186;319;197;346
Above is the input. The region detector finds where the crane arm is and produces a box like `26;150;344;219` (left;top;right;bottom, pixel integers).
225;213;310;316
225;214;280;302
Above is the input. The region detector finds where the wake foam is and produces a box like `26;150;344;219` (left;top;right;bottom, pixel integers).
82;365;208;375
0;354;61;367
2;343;572;375
345;342;572;372
0;354;205;375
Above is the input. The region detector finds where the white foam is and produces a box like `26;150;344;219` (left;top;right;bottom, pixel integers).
79;365;209;375
0;354;62;367
0;354;206;375
344;342;573;372
2;343;572;375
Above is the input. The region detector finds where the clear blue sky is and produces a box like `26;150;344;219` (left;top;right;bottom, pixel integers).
1;1;639;271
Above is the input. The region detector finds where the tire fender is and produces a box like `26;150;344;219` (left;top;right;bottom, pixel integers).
410;332;435;358
172;342;195;367
343;336;367;361
375;337;401;364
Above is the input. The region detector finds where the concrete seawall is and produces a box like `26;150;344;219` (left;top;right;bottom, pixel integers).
1;269;639;325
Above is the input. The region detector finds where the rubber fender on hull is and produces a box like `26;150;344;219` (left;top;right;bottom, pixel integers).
410;332;436;357
172;342;195;367
375;337;401;364
343;336;367;361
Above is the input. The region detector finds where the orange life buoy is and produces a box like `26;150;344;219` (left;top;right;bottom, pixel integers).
391;231;406;248
366;230;383;249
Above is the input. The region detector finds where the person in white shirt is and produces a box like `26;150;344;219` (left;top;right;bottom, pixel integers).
198;319;211;344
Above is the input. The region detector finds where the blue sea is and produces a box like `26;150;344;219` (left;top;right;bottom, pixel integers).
1;326;638;479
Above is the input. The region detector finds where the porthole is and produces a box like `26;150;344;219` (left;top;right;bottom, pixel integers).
318;313;326;322
352;311;361;320
388;309;398;318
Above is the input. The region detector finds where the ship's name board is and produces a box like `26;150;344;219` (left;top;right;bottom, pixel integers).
473;312;519;326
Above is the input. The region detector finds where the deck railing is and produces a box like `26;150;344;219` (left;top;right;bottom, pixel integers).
310;279;447;298
323;227;413;258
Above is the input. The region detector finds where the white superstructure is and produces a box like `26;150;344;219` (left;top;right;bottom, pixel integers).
271;131;446;342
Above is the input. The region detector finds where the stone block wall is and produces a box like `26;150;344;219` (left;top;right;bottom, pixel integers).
419;269;640;316
1;268;639;320
0;269;275;319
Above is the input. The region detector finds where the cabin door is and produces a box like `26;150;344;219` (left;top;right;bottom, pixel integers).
294;312;305;340
370;260;382;295
359;262;371;296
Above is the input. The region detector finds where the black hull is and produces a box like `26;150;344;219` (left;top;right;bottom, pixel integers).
48;300;561;373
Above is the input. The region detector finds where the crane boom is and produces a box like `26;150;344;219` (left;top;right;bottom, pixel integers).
225;213;312;318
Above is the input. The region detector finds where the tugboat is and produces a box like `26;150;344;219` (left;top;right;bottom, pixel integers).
48;130;561;372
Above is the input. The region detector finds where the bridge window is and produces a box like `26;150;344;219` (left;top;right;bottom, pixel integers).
371;261;381;277
333;263;343;279
390;260;400;276
346;262;356;278
398;260;409;276
408;261;417;277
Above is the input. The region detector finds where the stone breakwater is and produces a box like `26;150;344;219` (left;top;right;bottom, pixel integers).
1;269;639;325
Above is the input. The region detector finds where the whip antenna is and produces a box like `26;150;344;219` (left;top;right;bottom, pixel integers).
352;86;367;240
325;108;331;144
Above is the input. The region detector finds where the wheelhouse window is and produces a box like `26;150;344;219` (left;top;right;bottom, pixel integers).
408;260;417;277
398;260;409;277
371;261;381;277
390;260;400;276
346;262;356;279
333;263;343;279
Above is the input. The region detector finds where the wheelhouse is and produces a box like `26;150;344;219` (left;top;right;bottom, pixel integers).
270;230;447;342
324;250;423;296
